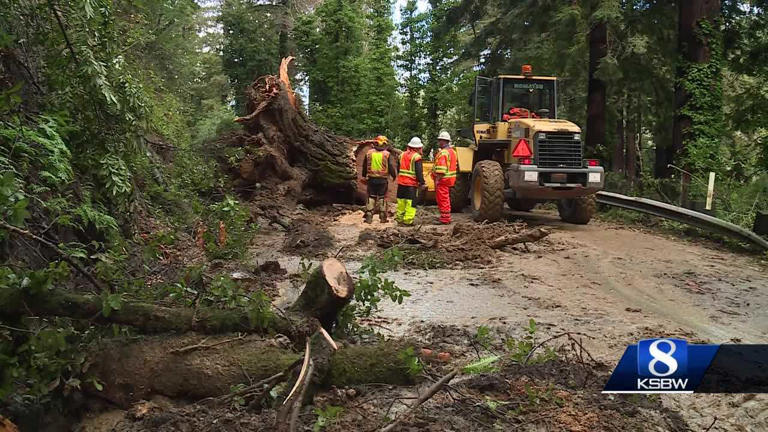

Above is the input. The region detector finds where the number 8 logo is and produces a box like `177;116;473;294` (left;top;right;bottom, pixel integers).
648;339;678;377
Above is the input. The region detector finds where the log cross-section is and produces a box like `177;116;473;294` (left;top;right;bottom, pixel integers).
290;258;355;331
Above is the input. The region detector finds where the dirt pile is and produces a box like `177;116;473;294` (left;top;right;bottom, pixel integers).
282;218;335;257
358;221;552;267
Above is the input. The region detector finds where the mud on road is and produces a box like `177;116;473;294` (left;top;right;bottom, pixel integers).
82;205;768;432
324;206;768;431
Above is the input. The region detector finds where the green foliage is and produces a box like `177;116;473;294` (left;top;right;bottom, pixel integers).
220;0;282;113
165;272;273;329
313;405;344;431
505;319;557;365
679;19;726;174
462;355;501;374
398;346;424;376
203;196;257;260
294;0;399;138
474;325;493;350
353;248;410;316
337;248;410;334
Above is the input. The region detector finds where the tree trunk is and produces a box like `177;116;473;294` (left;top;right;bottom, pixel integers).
89;335;416;408
0;258;354;340
289;259;354;331
586;19;607;154
613;99;625;173
672;0;722;186
626;101;637;185
228;59;361;203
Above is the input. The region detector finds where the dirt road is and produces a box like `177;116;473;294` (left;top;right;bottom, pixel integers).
320;207;768;431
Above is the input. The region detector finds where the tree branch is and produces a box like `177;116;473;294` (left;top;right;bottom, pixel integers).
0;220;109;292
46;0;80;67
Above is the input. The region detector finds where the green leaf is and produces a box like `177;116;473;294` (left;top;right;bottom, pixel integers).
462;355;501;374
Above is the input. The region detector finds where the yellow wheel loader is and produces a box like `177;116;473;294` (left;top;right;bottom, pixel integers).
422;65;605;224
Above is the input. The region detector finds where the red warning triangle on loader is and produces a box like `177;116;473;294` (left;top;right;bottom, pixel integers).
512;138;532;158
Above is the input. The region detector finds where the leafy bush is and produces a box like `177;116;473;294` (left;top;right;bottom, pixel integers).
336;248;411;335
203;196;257;260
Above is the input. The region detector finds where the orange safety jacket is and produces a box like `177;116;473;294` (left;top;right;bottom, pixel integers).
366;148;391;178
397;150;422;186
432;147;458;187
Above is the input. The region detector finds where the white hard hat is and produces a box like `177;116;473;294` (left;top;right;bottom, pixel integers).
437;130;452;141
407;137;423;148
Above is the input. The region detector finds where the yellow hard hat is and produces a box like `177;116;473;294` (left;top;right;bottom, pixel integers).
374;135;389;145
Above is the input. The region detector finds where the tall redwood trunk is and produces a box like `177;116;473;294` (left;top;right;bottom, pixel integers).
613;100;625;173
626;105;637;185
586;20;607;154
672;0;721;197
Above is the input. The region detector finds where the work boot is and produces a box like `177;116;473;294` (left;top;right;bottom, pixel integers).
363;211;373;224
379;200;388;222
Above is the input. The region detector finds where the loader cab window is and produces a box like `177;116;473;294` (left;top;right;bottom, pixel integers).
473;76;493;123
501;79;556;119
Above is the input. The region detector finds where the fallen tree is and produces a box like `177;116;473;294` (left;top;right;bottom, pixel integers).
226;57;396;204
89;334;416;408
0;258;417;411
0;259;354;338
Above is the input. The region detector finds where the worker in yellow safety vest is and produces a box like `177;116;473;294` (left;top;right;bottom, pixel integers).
361;135;397;223
395;137;426;225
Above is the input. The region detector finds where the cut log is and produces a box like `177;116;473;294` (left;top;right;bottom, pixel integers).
0;258;354;340
289;258;354;331
487;227;550;249
89;334;416;407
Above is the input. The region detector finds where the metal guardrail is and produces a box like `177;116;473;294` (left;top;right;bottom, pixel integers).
595;191;768;251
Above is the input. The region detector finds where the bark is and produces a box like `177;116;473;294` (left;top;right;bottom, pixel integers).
613;100;625;173
90;335;416;407
289;258;354;331
586;19;607;154
672;0;721;167
229;58;361;203
487;228;550;249
626;101;637;185
0;258;354;340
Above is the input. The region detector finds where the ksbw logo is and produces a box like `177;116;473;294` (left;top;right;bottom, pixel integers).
636;339;689;391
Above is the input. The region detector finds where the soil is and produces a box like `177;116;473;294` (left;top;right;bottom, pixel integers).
77;205;768;432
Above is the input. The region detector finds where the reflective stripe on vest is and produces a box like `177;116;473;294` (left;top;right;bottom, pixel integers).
433;148;457;178
367;149;390;178
398;150;421;186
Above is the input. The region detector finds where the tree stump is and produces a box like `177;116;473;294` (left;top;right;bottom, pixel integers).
290;258;354;331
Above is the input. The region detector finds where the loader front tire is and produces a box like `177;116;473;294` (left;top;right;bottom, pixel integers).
557;195;596;224
450;174;470;212
471;161;504;222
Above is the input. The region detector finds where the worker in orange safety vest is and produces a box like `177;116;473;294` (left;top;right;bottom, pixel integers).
395;137;426;225
431;130;458;224
361;135;397;223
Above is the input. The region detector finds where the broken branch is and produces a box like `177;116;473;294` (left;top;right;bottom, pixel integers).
488;227;550;249
379;368;459;432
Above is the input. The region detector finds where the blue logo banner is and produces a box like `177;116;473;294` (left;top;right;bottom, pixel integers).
604;339;719;393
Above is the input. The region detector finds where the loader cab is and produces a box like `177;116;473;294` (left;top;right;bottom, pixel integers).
473;72;557;125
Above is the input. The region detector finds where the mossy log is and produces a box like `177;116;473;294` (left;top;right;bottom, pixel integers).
89;334;416;407
0;258;354;340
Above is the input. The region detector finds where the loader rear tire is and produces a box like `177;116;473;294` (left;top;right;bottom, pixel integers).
471;161;504;222
450;174;470;212
557;195;596;224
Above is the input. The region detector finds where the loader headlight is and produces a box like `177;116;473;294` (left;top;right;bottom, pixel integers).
573;133;581;141
538;133;546;139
